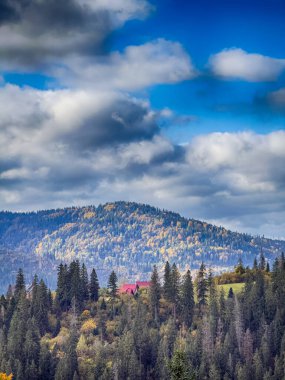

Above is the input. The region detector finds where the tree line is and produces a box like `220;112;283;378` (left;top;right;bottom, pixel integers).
0;254;285;379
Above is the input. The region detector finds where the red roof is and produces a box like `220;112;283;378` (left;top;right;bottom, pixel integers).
119;281;151;294
136;281;151;288
119;284;138;294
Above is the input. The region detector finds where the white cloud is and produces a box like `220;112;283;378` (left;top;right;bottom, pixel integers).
59;39;196;90
78;0;152;24
0;86;284;237
209;48;285;82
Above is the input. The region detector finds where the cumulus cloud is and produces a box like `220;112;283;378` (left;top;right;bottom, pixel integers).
59;39;196;90
209;48;285;82
0;83;285;237
0;0;151;69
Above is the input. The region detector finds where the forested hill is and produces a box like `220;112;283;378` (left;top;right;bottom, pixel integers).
0;201;284;292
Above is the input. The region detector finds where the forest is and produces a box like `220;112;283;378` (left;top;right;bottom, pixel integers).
1;201;285;293
1;253;285;379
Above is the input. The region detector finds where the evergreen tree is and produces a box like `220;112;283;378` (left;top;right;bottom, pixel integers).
181;270;195;328
14;269;25;302
196;262;207;309
108;271;118;299
228;287;234;299
168;349;194;380
149;265;161;323
33;280;49;335
163;261;172;302
80;263;89;302
7;292;29;366
39;343;56;380
259;250;266;271
24;318;40;367
89;268;100;302
171;263;181;312
69;261;81;306
56;264;69;311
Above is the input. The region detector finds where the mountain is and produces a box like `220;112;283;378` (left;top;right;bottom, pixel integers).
0;201;284;293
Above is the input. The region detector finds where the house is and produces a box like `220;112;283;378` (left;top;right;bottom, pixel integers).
119;281;151;295
136;281;151;289
119;283;138;295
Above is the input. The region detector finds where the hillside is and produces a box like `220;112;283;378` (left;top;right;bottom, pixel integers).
0;201;284;292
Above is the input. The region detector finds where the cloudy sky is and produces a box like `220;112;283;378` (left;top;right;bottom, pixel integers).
0;0;285;238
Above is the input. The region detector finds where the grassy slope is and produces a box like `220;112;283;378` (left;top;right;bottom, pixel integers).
218;282;245;295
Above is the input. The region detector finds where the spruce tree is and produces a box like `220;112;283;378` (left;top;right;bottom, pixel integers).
14;269;25;302
90;268;100;302
168;349;194;380
56;264;69;311
69;261;81;306
39;343;56;380
108;271;118;317
80;263;89;302
163;261;172;302
34;280;49;335
181;270;194;328
108;271;118;299
171;263;181;309
197;262;207;309
259;250;266;271
149;265;161;323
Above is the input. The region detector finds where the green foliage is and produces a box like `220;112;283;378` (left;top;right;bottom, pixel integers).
108;271;118;300
0;256;285;380
149;265;161;322
168;350;194;380
181;270;194;328
89;268;99;302
196;262;207;308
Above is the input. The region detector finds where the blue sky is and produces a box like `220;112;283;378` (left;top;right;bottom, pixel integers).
0;0;284;237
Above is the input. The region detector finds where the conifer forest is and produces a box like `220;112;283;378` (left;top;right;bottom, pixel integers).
1;255;285;380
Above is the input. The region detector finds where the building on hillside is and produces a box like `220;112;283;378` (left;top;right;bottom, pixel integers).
119;281;151;295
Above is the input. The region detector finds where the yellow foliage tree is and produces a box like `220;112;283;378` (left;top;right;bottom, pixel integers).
80;319;96;334
0;373;13;380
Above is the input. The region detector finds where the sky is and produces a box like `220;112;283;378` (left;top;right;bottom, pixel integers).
0;0;285;238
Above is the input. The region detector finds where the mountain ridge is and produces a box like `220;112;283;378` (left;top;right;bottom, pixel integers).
0;201;284;293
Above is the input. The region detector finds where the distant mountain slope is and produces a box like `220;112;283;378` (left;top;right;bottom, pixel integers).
0;201;284;292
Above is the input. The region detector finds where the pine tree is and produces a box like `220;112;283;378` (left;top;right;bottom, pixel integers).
253;257;258;270
171;264;181;310
7;292;28;364
168;349;194;380
30;275;39;317
259;250;266;271
69;261;81;307
56;264;69;311
14;269;25;302
108;271;118;299
34;280;49;335
149;265;161;323
208;269;218;338
228;287;234;299
181;270;194;328
108;271;118;317
89;268;100;302
24;318;40;367
163;261;172;302
197;262;207;309
80;263;89;302
39;343;56;380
